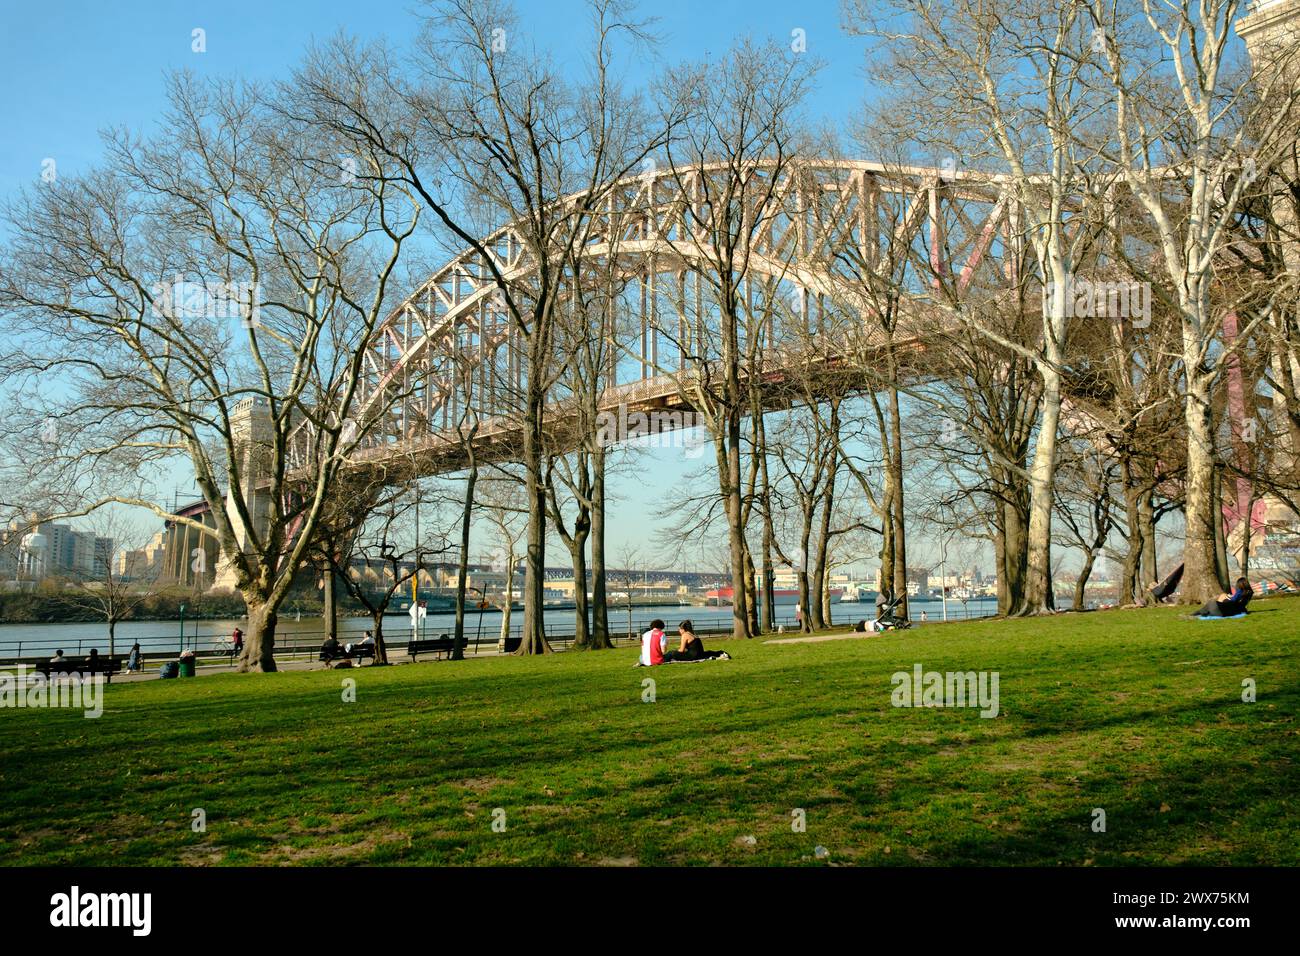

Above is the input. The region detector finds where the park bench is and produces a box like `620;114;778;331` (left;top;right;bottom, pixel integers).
406;636;457;661
33;656;121;683
319;643;376;666
500;636;521;654
347;643;376;663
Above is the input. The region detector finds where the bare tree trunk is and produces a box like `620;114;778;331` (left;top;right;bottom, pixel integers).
589;444;612;649
742;544;760;636
371;610;389;665
760;523;775;632
880;483;896;605
994;526;1009;615
1120;483;1143;606
886;366;908;622
1019;368;1061;614
572;550;591;649
1239;492;1254;577
1212;465;1231;586
500;550;515;645
718;416;752;640
518;401;552;655
1182;373;1227;603
809;556;825;631
1137;486;1158;587
566;511;591;649
239;600;278;673
1073;550;1097;611
1000;490;1029;616
323;565;338;644
453;461;477;661
797;567;813;634
813;500;833;630
758;418;776;633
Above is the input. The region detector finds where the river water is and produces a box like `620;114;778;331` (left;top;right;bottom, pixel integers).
0;596;999;659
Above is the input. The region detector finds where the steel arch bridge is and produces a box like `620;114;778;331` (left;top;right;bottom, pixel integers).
285;158;1028;481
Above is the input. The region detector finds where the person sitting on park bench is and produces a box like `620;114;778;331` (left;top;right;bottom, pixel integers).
345;631;376;657
662;620;731;662
320;635;342;661
50;649;66;666
1194;577;1254;618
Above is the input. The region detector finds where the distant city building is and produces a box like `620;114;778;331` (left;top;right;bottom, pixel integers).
2;516;113;580
115;531;168;580
874;567;930;592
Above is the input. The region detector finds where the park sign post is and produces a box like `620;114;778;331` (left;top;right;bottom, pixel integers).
409;600;427;641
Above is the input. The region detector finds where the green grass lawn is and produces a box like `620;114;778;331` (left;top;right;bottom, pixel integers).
1;600;1296;866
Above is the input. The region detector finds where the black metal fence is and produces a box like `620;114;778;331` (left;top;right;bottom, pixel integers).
0;616;787;667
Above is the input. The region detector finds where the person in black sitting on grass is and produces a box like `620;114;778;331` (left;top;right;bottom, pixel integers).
1194;577;1254;618
661;620;730;662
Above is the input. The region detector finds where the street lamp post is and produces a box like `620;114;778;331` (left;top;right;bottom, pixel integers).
178;603;187;655
938;537;949;623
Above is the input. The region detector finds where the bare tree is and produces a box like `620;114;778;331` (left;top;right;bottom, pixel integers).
852;0;1114;613
477;473;528;645
291;0;671;653
315;478;448;664
59;511;166;658
1082;0;1300;601
0;71;421;670
657;38;819;639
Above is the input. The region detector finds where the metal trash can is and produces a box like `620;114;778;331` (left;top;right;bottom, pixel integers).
178;657;196;678
160;661;180;679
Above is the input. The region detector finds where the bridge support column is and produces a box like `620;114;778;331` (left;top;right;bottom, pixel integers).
211;397;275;592
1235;1;1300;569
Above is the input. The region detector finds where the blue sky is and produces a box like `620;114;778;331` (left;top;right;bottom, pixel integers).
0;0;899;573
0;0;872;200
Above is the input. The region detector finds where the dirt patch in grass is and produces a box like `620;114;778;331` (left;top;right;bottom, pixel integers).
263;829;407;865
179;844;226;866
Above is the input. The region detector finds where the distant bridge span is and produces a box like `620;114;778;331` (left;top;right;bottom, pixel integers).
285;158;1028;481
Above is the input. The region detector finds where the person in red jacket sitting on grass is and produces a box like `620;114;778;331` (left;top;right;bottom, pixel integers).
639;619;668;666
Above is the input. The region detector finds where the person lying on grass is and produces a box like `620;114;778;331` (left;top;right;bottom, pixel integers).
1193;577;1254;618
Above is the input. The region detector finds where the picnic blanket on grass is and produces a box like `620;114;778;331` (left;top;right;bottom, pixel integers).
633;654;732;666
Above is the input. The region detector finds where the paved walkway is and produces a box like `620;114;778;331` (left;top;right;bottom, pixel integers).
34;646;506;684
763;631;872;645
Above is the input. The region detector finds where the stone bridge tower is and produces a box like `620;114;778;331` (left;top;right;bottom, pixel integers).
1235;0;1300;567
212;396;275;592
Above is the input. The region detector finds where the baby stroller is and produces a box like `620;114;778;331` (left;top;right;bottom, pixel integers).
873;593;912;631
